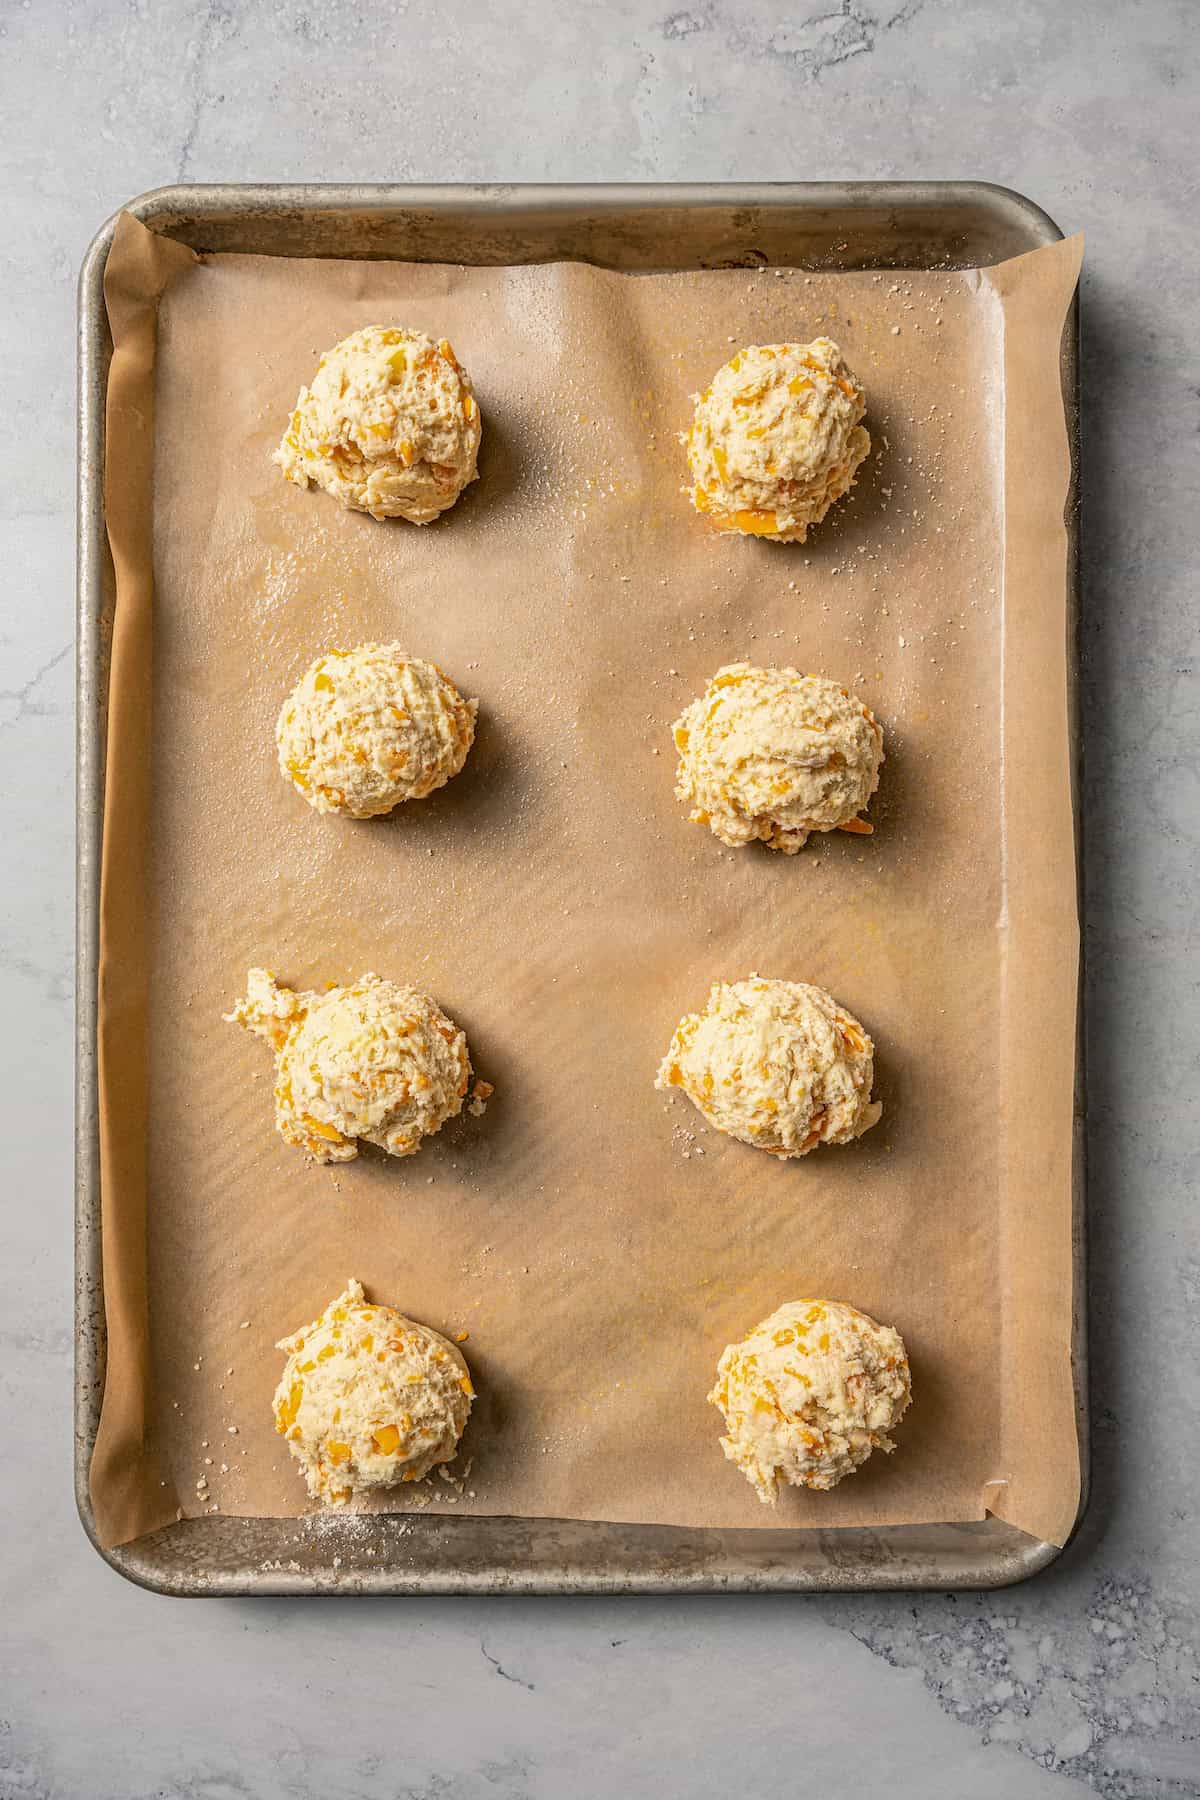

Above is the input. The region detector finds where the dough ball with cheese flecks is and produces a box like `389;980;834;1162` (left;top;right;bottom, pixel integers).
655;976;880;1157
225;968;492;1163
276;644;477;819
273;1279;474;1505
685;338;869;542
708;1299;910;1501
671;662;883;852
274;326;481;523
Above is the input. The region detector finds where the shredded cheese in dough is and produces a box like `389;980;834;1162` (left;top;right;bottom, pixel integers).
274;326;481;523
277;644;477;819
671;662;883;852
655;975;880;1157
709;1299;910;1501
685;338;869;542
225;968;491;1163
274;1279;473;1504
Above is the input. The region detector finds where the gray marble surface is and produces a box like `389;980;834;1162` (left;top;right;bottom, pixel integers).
2;1;1198;1795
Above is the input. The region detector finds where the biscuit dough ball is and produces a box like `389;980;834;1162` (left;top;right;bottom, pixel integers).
686;338;869;542
655;976;880;1157
277;645;477;819
274;326;481;523
671;662;883;852
226;968;492;1163
709;1299;911;1502
274;1279;474;1504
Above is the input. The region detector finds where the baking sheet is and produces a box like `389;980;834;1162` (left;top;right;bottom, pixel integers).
90;211;1082;1552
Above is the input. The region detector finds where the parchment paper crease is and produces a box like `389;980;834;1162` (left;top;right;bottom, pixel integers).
90;211;1082;1551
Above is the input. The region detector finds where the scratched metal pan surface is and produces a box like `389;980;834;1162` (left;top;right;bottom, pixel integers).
76;183;1084;1595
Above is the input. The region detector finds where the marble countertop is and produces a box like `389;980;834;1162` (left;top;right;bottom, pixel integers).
3;2;1197;1795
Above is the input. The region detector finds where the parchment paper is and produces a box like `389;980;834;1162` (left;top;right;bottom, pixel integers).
90;211;1083;1551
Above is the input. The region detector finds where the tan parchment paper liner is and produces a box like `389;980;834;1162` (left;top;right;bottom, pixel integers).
90;213;1082;1551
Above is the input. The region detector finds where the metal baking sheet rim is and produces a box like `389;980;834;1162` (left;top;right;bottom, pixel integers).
75;182;1086;1595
